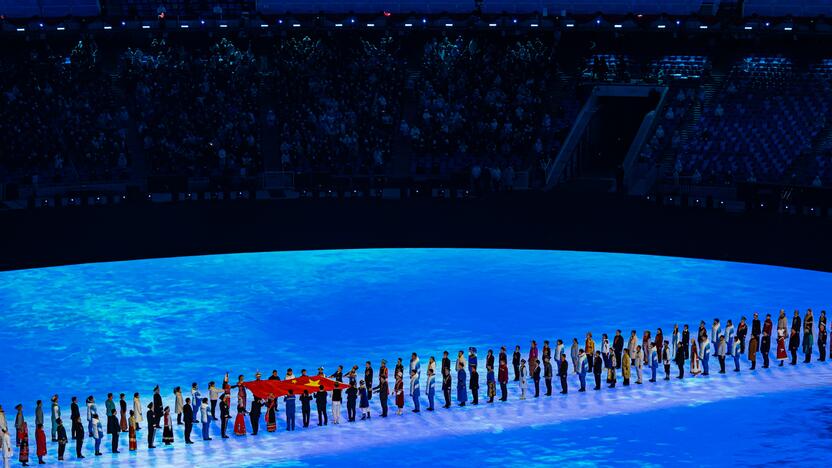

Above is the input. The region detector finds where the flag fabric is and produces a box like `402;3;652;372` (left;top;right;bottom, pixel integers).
242;380;289;399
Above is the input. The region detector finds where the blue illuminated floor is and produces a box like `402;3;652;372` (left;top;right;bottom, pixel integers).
1;249;831;466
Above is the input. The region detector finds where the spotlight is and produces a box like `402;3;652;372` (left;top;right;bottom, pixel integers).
513;18;517;24
422;18;427;24
121;20;126;26
595;19;601;25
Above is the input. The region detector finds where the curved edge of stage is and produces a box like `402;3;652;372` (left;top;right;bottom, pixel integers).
2;192;831;272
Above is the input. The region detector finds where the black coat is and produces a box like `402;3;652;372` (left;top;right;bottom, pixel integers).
70;402;80;421
557;360;568;377
613;335;624;352
183;404;194;422
57;425;68;443
107;414;119;434
593;356;603;374
250;399;262;417
761;335;771;353
219;400;230;420
681;330;690;345
512;351;521;365
752;319;762;336
314;391;327;408
470;370;479;389
442;372;451;391
153;394;163;416
532;366;541;382
442;357;451;373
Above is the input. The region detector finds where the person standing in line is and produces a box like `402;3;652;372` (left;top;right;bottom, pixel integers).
612;331;624;369
55;419;67;461
69;398;80;440
1;428;13;468
207;382;220;421
90;413;103;456
622;348;631;386
127;411;137;451
531;361;541;398
675;342;685;379
528;342;539;377
118;394;128;433
649;343;659;382
554;340;565;370
359;381;371;420
284;391;296;430
634;346;644;384
49;397;59;443
457;364;469;406
570;339;580;374
788;328;800;365
442;351;451;378
498;347;507;371
72;417;84;458
655;328;665;361
263;395;276;433
174;387;184;426
670;326;679;361
393;374;404;416
592;351;604;390
818;322;828;362
428;356;437;377
200;398;212;440
577;350;588;392
364;361;374;401
803;309;814;363
161;408;173;445
486;366;496;403
182;398;194;443
191;383;203;423
776;328;788;366
219;395;230;438
763;314;773;340
410;369;422;413
752;313;762;342
85;397;96;438
34;423;45;466
724;320;735;359
819;310;827;332
642;331;652;366
517;359;527;400
455;351;465;375
103;396;114;431
33;403;44;453
586;333;597;374
469;348;479;375
699;337;711;376
681;324;691;359
441;368;452;408
426;368;436;411
107;409;120;453
737;318;748;354
17;418;29;466
233;404;247;436
748;334;759;370
131;394;142;431
541;342;551;378
313;386;327;427
627;331;639;364
607;352;618;387
791;310;802;344
299;391;312;428
775;309;787;335
558;354;569;393
600;334;611;371
661;340;671;380
152;387;163;429
331;366;345;420
12;405;23;449
512;346;521;381
544;354;554;396
710;319;721;354
690;341;702;377
372;376;386;418
760;331;772;369
732;335;742;371
470;365;480;404
498;361;509;402
717;336;727;374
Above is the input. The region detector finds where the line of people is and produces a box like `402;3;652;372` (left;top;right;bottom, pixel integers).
0;308;827;467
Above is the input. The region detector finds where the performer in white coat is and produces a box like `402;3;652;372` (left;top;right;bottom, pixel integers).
1;427;13;468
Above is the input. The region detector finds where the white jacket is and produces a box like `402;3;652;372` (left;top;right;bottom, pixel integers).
1;431;13;459
133;398;143;423
200;405;209;424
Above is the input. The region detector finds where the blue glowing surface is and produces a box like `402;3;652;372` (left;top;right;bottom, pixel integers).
0;249;830;466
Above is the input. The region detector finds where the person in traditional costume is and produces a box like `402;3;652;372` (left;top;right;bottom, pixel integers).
234;375;247;409
426;368;437;410
674;342;685;379
199;398;211;440
48;397;59;443
690;341;702;376
161;408;174;445
1;427;13;468
699;337;711;376
85;398;96;438
409;370;421;413
174;387;184;425
717;336;727;374
265;395;277;433
803;309;814;363
601;334;611;370
777;328;788;367
128;411;137;451
711;319;722;353
577;351;587;392
457;363;469;406
670;325;680;360
393;374;404;415
498;361;509;401
733;335;742;371
118;394;128;433
818;322;828;362
634;346;644;384
527;342;538;376
233;406;247;436
570;339;580;374
649;343;659;382
788;329;800;365
103;396;115;430
132;394;143;431
34;424;45;465
585;335;596;373
55;419;67;461
152;387;163;429
627;331;638;365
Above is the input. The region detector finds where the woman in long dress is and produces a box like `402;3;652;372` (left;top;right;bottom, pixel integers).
456;364;468;406
690;341;702;376
265;396;276;433
394;373;404;415
233;406;247;436
119;394;128;432
132;393;143;431
161;408;174;445
128;411;137;451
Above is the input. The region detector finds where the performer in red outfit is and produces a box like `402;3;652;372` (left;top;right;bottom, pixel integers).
776;328;788;366
35;424;46;465
233;407;247;436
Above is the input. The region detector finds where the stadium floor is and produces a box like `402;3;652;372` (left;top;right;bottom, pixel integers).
1;249;830;466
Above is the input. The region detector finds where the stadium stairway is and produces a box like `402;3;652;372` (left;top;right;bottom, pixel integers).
389;66;423;177
110;72;147;184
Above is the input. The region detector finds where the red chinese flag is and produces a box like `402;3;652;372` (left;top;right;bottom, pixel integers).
287;375;349;392
242;380;289;399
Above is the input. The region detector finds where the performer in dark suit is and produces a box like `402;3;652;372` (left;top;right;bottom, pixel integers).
557;354;569;394
69;397;80;441
219;396;230;438
532;361;541;397
612;330;624;369
441;351;451;377
107;409;120;453
788;329;800;365
737;317;748;354
512;346;521;381
364;362;374;401
469;366;479;405
543;356;553;396
314;387;327;426
498;361;509;401
72;418;84;459
56;419;68;461
760;332;772;368
681;325;691;359
183;399;194;443
593;352;603;390
819;323;828;362
145;404;155;448
152;387;163;429
441;368;452;408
